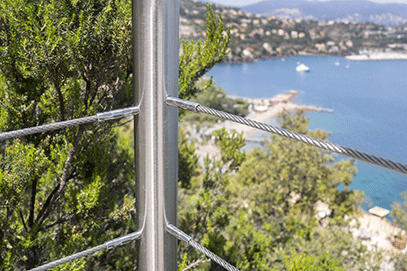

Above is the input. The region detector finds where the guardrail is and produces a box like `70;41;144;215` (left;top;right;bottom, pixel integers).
1;0;405;270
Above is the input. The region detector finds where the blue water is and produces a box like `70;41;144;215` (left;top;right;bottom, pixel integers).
207;56;407;212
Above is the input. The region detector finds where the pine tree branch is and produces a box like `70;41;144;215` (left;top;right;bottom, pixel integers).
182;258;210;271
19;210;28;233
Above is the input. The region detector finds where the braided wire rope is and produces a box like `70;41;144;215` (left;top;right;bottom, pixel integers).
29;243;106;271
167;224;239;271
0;107;139;142
166;97;407;175
0;116;98;142
28;231;142;271
189;240;239;271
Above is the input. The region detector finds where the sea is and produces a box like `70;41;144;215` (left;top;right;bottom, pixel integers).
206;55;407;213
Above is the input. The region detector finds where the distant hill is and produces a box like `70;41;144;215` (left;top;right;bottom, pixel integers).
240;0;407;26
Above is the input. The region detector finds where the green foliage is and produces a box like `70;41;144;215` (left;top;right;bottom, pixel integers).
0;0;135;269
178;128;245;271
282;251;342;271
278;109;310;134
393;252;407;271
0;0;231;269
178;110;372;270
181;79;249;126
224;111;365;270
179;3;230;100
195;80;249;117
178;253;190;271
0;0;385;270
177;4;233;223
213;128;245;170
391;192;407;232
178;128;199;189
390;191;407;269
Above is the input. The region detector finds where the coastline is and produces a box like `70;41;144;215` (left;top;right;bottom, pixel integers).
345;52;407;61
193;90;303;158
222;52;350;65
219;101;299;139
193;90;336;158
221;52;407;65
194;100;299;159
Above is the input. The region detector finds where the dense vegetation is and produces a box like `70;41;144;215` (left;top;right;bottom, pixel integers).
0;0;229;269
1;0;407;270
0;0;136;269
179;109;385;270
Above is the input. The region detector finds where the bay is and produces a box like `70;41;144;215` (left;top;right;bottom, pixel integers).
206;55;407;212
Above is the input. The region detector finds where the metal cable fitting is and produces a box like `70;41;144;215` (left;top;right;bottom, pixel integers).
166;97;407;175
166;96;200;112
96;106;140;121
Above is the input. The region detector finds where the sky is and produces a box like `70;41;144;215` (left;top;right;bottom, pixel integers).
208;0;407;7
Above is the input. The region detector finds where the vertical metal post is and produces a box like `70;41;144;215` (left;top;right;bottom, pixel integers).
133;0;179;270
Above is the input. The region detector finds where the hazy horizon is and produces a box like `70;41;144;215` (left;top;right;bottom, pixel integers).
208;0;407;7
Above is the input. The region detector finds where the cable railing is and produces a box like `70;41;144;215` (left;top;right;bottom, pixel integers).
29;231;142;271
1;95;405;270
0;106;140;142
166;97;407;176
2;104;238;270
2;0;407;270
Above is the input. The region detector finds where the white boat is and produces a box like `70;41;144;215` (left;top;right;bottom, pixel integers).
296;63;310;72
334;62;340;66
346;65;350;69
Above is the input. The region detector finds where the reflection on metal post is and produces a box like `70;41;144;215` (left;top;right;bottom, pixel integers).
133;0;179;270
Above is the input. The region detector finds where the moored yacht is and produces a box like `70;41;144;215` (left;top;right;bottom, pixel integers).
296;63;310;72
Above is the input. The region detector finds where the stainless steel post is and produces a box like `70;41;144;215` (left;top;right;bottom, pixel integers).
133;0;179;270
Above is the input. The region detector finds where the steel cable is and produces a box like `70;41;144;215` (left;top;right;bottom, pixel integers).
166;97;407;175
0;106;139;142
28;243;106;271
0;116;98;142
28;231;142;271
189;240;239;271
167;224;239;271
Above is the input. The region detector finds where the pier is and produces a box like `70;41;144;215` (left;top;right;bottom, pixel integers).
244;91;334;115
